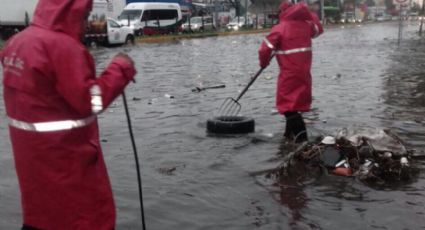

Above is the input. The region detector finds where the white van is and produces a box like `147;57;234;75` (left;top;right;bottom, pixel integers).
0;0;38;39
118;3;182;35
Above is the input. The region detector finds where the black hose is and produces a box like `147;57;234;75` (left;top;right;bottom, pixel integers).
122;92;147;230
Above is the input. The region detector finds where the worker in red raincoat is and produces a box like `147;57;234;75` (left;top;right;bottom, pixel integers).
0;0;136;229
258;2;323;143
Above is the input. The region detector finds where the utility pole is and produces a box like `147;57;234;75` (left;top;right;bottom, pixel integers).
245;0;248;25
420;0;425;35
398;4;403;45
214;0;219;30
237;0;240;24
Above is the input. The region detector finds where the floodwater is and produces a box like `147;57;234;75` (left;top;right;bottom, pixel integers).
1;21;425;229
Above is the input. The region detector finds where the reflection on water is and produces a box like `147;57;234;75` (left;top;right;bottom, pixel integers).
382;38;425;152
1;22;425;229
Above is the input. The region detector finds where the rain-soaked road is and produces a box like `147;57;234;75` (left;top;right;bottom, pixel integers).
1;21;425;229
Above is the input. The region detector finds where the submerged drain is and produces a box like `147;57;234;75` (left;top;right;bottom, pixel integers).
207;116;255;134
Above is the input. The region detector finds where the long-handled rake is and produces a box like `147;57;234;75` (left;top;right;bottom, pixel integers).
218;54;275;117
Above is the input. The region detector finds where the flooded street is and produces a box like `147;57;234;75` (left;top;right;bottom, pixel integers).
1;21;425;229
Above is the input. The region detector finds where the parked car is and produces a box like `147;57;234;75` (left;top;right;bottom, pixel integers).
85;18;135;47
408;11;419;20
340;12;362;23
118;3;182;36
226;17;254;30
182;16;214;32
376;13;392;22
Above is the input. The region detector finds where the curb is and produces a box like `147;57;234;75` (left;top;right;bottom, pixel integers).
136;28;271;44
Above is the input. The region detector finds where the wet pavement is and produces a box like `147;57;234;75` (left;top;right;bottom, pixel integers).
1;21;425;229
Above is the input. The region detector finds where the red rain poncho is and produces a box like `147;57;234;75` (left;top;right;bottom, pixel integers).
259;3;323;114
0;0;136;229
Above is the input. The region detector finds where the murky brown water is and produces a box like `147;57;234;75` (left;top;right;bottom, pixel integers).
1;21;425;229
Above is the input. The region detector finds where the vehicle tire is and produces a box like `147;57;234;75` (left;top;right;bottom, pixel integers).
125;35;135;45
89;41;98;48
135;29;143;36
207;116;255;134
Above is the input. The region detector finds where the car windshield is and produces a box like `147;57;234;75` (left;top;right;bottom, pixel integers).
231;17;243;23
190;17;202;23
119;10;143;20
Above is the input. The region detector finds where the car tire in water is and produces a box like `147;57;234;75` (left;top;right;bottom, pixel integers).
207;116;255;134
88;40;98;48
125;35;135;45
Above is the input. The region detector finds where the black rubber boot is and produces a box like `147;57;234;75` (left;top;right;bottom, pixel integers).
284;112;308;143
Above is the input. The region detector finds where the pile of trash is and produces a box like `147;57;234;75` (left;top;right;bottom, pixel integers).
280;127;416;183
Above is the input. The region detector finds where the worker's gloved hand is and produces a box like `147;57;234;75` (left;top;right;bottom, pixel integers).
258;50;271;69
114;52;137;82
259;59;269;69
115;52;135;68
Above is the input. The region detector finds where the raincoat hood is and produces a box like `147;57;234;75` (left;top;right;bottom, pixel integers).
278;2;293;20
280;4;313;21
279;2;293;13
32;0;93;40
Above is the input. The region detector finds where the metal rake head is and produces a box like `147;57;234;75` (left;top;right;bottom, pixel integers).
218;97;242;117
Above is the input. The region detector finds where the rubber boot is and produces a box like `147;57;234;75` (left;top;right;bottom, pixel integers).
284;112;308;143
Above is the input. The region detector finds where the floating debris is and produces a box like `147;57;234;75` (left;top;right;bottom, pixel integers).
332;73;342;80
157;164;186;175
191;84;226;92
148;98;157;105
303;118;316;124
276;126;417;184
270;109;279;115
158;166;177;175
132;97;141;101
164;94;174;99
